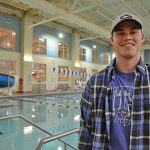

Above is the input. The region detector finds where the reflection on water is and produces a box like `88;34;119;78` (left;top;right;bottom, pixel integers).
31;104;46;122
57;106;68;118
0;93;81;150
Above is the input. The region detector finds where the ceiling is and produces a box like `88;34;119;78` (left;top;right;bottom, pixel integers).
1;0;150;48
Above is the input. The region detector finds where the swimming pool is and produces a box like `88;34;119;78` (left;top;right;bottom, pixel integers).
0;92;81;150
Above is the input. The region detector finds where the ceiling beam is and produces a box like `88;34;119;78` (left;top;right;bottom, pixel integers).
28;4;100;28
69;0;79;11
79;35;103;41
15;0;110;39
122;0;150;28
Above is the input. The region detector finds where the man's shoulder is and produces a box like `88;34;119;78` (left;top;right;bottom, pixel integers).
145;64;150;67
145;64;150;71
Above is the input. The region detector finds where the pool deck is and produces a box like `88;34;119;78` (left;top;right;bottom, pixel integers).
0;89;83;99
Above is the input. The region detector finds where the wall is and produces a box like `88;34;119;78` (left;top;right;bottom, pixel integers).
80;40;110;64
0;11;112;93
33;25;72;59
0;12;21;52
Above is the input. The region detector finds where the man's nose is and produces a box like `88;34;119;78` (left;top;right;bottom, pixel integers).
124;32;132;40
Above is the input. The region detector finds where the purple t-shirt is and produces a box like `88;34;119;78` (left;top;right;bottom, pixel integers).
110;69;135;150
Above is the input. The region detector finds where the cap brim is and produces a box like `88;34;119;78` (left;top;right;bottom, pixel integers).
112;19;142;33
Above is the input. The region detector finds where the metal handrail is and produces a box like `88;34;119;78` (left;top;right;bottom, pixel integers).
35;128;79;150
0;115;20;120
0;115;79;150
0;115;51;135
19;115;79;149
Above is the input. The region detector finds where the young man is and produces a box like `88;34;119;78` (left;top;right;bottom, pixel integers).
78;13;150;150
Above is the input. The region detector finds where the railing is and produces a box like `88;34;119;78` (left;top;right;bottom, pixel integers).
0;115;79;150
35;128;79;150
0;115;20;120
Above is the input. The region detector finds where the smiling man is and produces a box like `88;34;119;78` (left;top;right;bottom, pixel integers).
78;13;150;150
109;13;144;72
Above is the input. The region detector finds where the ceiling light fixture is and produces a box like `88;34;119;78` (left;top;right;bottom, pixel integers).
58;33;63;38
93;45;96;48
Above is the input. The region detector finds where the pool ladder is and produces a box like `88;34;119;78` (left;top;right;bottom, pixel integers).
35;128;79;150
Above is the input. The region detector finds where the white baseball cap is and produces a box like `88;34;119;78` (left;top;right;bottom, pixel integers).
111;13;142;33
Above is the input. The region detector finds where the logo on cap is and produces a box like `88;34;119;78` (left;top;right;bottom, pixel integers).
120;14;132;20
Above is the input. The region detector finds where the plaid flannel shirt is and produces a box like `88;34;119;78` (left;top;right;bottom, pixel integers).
78;59;150;150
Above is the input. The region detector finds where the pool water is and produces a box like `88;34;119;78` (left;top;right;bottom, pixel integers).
0;93;81;150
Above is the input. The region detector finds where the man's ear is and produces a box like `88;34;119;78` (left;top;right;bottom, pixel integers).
109;36;113;45
141;32;144;44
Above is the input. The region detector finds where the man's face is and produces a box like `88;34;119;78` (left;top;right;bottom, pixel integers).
109;21;144;60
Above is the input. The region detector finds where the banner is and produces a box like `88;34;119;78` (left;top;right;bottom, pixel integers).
52;67;91;77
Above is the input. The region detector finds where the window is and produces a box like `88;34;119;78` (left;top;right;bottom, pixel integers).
58;42;68;58
33;36;46;55
0;60;16;75
32;63;46;82
58;66;68;81
79;67;86;81
80;48;86;61
92;50;98;63
0;28;16;51
92;69;98;75
102;52;110;64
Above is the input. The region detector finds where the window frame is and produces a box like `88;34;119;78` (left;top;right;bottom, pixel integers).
80;48;86;61
32;63;46;83
58;42;68;58
32;36;46;55
79;67;86;81
0;28;16;51
92;49;98;63
102;52;110;65
58;65;68;81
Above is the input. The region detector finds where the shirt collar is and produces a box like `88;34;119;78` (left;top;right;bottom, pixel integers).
107;58;145;77
136;58;145;74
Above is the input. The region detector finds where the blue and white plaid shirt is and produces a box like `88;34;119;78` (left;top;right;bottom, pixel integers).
78;58;150;150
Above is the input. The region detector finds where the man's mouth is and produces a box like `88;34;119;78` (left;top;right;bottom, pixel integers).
121;43;134;47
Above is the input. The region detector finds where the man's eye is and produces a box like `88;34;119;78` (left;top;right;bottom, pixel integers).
116;32;124;35
131;31;138;35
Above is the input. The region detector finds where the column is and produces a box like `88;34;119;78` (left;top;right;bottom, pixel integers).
20;13;33;93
